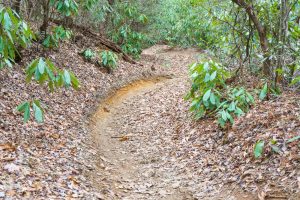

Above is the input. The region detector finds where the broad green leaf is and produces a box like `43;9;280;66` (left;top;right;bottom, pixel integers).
209;92;216;105
221;110;227;121
70;72;80;90
37;58;45;74
228;102;236;112
204;73;210;82
254;140;265;158
56;74;64;87
203;62;209;71
48;81;54;92
235;88;244;96
234;107;244;116
210;71;217;81
32;101;43;123
226;112;233;124
270;145;280;154
63;70;71;86
17;101;31;123
3;12;12;30
4;59;12;68
45;59;57;71
290;76;300;85
34;67;41;81
45;66;55;81
287;135;300;143
23;103;30;123
246;92;255;103
43;36;51;47
191;72;198;79
195;107;205;120
203;89;211;102
17;102;29;112
218;117;226;128
259;83;268;100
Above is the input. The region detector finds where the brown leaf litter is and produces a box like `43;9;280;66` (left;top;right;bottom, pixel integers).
0;34;299;200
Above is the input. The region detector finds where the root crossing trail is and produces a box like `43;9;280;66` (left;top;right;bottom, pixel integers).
88;46;255;200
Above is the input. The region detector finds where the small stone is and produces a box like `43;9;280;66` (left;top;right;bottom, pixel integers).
172;182;180;189
94;192;105;199
0;192;5;198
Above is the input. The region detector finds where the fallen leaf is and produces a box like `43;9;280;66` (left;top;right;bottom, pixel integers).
4;163;20;173
258;190;266;200
119;136;129;142
6;190;16;197
50;133;60;139
0;143;16;152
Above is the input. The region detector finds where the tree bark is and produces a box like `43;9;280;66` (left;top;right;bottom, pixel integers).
232;0;271;76
276;0;289;85
40;0;50;35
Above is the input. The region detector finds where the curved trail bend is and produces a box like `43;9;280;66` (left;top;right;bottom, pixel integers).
88;46;255;200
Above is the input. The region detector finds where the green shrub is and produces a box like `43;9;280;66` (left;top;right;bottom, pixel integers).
185;60;254;127
81;49;95;61
25;57;79;91
217;87;254;127
17;100;44;123
100;50;118;71
0;7;79;124
51;0;79;16
43;26;72;48
17;58;80;123
185;60;230;119
108;2;148;57
0;7;35;68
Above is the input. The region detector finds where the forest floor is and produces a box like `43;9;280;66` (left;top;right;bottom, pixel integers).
0;39;299;199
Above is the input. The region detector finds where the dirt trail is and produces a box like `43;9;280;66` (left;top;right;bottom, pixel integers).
90;77;186;200
88;46;256;200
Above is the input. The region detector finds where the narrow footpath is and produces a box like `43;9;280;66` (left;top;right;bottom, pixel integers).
88;46;256;200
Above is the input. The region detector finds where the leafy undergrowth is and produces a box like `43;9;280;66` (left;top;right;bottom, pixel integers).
231;93;300;190
177;90;300;196
183;63;300;193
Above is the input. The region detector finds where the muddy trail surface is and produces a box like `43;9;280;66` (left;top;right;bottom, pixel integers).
88;46;256;200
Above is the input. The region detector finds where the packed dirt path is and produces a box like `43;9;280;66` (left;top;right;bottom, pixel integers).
88;46;259;200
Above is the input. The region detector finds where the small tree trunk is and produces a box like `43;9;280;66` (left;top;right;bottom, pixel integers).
258;29;271;76
40;0;50;34
232;0;271;76
276;0;289;85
